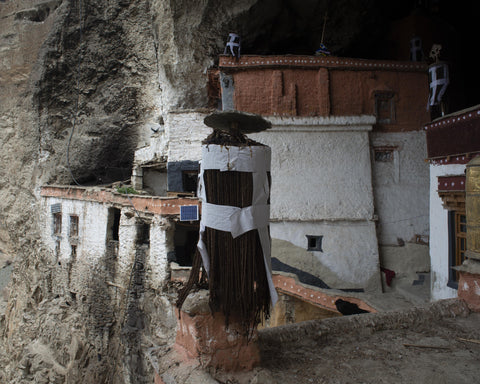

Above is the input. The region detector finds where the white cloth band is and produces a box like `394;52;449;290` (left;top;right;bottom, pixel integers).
201;202;270;239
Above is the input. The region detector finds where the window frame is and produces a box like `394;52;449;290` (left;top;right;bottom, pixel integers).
182;169;199;195
53;212;62;236
448;210;467;289
306;235;323;252
374;91;396;124
69;215;79;238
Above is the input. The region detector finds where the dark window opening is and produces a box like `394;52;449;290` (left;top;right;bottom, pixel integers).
307;235;323;252
107;208;121;242
375;92;396;124
448;210;467;289
69;215;79;237
173;222;199;266
167;161;199;195
182;170;198;195
373;147;396;163
53;213;62;235
136;222;150;245
71;244;77;258
55;240;61;258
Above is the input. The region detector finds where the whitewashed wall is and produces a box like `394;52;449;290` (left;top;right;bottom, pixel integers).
251;116;381;292
165;111;211;162
116;210;138;283
41;197;109;263
148;216;173;289
429;163;465;300
251;116;376;221
41;197;172;295
40;197;111;294
270;221;380;290
371;131;430;245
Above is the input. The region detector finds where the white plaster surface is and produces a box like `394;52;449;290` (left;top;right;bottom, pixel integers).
117;211;138;280
371;131;429;245
250;119;375;221
40;197;109;263
143;169;168;196
134;111;210;166
252;117;380;290
429;163;466;300
134;133;168;164
165;111;211;162
270;221;380;290
148;216;172;289
40;197;172;294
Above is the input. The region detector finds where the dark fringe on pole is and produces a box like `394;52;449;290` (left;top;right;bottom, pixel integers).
177;129;271;336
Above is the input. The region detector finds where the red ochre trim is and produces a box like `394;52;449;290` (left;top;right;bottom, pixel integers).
272;274;377;314
429;153;480;165
40;185;201;216
219;55;427;72
424;108;480;131
437;175;466;192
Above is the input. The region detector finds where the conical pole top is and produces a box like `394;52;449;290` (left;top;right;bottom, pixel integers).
203;110;271;135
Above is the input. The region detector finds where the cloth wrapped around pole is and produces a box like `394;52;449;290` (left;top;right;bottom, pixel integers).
177;114;277;335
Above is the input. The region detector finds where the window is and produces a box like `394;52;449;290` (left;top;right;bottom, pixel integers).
448;210;467;288
107;208;121;242
69;215;79;237
375;92;396;124
306;235;323;252
374;148;394;162
136;222;150;245
53;213;62;235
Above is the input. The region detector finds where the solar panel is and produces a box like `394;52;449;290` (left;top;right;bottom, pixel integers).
180;205;199;221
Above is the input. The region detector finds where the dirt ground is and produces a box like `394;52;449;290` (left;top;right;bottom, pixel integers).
156;300;480;384
257;313;480;384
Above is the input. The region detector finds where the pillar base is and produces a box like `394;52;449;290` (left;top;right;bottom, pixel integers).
174;290;260;371
456;259;480;312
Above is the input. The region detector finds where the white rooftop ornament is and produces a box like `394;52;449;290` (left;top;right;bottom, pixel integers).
428;44;449;111
224;33;241;58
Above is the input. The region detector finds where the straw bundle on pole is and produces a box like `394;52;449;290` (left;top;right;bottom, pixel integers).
177;111;277;335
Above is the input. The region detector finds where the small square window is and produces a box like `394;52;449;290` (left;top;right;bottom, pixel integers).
373;146;397;163
374;149;393;162
306;235;323;252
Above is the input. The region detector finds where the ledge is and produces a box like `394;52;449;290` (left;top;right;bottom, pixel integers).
258;115;375;132
40;185;201;216
219;55;427;72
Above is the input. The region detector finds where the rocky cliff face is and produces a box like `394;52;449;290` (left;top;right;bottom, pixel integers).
0;1;267;381
0;1;164;382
